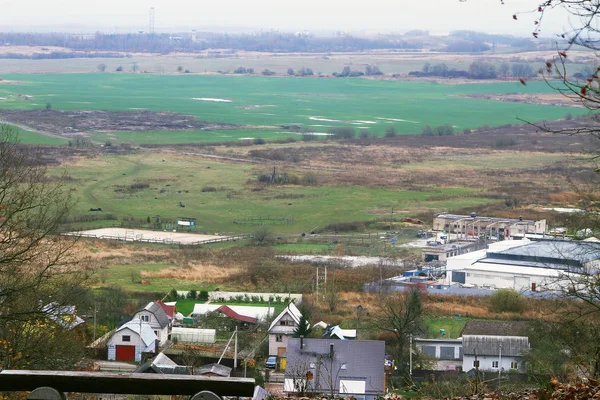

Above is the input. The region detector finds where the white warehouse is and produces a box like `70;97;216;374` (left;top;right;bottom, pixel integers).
447;239;600;292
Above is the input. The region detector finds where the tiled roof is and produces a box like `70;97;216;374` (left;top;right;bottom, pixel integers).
217;305;257;324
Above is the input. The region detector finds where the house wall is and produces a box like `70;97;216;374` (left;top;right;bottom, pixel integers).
463;355;524;372
107;327;156;362
269;331;292;356
134;311;169;345
462;263;566;291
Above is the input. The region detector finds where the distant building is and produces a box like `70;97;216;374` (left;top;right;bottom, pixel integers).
284;338;385;400
461;320;529;373
450;240;600;291
433;213;546;239
422;240;485;262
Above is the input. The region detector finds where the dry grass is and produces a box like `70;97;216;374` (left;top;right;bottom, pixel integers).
140;263;243;283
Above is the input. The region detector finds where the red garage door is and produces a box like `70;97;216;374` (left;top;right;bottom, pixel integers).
115;345;136;361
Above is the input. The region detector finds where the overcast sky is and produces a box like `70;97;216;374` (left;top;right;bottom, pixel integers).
0;0;572;36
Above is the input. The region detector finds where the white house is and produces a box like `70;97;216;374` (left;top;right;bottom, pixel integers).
268;302;304;357
133;302;171;345
107;319;157;362
461;320;529;373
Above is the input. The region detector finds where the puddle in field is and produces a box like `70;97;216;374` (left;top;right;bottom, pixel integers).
192;98;233;103
309;116;341;122
375;117;419;123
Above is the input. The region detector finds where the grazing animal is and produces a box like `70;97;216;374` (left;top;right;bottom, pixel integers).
89;207;103;212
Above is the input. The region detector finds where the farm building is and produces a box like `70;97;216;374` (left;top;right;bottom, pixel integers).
461;320;529;373
170;327;216;343
449;240;600;291
433;213;546;239
133;302;171;345
284;338;385;400
414;338;463;371
107;319;157;362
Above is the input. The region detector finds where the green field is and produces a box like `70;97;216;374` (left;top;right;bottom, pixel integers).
59;152;500;233
94;263;224;293
0;74;586;144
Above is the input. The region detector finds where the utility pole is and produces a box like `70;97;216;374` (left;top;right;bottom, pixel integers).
316;267;319;304
498;343;502;382
409;334;413;378
93;303;97;342
389;207;394;232
234;326;238;369
474;349;480;394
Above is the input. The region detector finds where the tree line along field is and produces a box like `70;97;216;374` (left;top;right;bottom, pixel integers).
0;73;587;145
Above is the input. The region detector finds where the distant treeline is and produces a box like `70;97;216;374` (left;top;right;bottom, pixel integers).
409;61;536;79
0;51;125;60
0;30;539;54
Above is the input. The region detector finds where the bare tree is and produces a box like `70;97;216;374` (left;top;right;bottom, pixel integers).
97;63;107;72
0;125;93;369
374;288;424;373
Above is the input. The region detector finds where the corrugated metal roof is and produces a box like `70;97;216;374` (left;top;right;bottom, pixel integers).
198;363;232;377
488;240;600;266
217;305;257;324
284;338;385;395
463;336;529;357
461;320;528;336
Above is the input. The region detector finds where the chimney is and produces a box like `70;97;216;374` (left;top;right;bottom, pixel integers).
329;343;334;358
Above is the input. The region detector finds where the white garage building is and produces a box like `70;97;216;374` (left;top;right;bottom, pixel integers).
448;240;600;291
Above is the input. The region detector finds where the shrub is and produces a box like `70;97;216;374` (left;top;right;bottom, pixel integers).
421;125;434;136
187;290;198;300
489;289;527;313
329;127;355;139
384;127;397;137
198;290;209;301
253;137;266;145
201;186;217;192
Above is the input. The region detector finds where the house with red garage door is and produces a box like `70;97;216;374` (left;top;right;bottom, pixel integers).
107;319;158;362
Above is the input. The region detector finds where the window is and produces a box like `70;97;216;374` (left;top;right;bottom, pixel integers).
141;315;149;322
473;361;479;368
122;335;131;342
276;335;283;342
154;330;159;337
492;361;499;368
511;362;518;369
280;320;291;326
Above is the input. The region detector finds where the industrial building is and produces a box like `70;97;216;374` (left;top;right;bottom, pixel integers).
422;240;486;262
448;239;600;291
433;213;547;239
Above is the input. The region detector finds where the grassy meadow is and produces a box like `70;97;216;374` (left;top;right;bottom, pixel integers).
56;146;576;234
0;73;586;145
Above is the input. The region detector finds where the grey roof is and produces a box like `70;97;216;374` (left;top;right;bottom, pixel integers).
139;302;170;329
484;240;600;270
461;320;528;337
197;363;232;377
435;213;537;224
284;338;384;396
463;336;529;357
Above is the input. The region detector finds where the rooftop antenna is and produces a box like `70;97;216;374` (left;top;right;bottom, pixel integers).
149;7;155;34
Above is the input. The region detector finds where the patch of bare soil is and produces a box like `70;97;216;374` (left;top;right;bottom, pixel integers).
458;92;582;107
0;79;21;85
0;109;238;136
